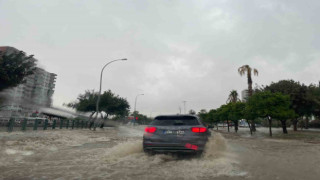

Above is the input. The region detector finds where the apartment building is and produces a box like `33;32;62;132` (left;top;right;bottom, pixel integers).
0;46;57;117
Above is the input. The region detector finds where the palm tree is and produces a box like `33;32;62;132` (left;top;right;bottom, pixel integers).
226;90;240;103
238;65;258;96
226;90;240;133
238;65;258;132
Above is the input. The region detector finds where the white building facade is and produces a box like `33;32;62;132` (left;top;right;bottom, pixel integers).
0;46;57;118
241;89;249;102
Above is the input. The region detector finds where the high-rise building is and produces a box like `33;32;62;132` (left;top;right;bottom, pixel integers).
0;46;57;117
241;89;249;102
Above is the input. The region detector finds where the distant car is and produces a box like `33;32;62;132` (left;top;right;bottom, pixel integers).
143;115;211;155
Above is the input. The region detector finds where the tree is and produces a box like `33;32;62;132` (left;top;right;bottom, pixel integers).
100;90;130;119
189;109;196;115
206;109;220;130
0;50;37;92
308;84;320;120
67;89;130;128
216;104;231;132
238;65;258;97
245;91;295;136
130;111;152;125
214;102;245;133
228;102;246;133
225;90;243;132
198;109;208;123
238;65;258;131
264;80;312;130
226;90;240;103
67;90;97;112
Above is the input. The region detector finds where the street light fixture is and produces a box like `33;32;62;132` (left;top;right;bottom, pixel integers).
95;58;127;117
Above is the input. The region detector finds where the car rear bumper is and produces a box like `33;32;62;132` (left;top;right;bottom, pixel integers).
143;139;207;153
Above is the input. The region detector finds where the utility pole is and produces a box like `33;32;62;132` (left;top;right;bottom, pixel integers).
182;101;187;114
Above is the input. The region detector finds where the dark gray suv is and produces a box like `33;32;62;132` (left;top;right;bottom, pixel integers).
143;115;210;155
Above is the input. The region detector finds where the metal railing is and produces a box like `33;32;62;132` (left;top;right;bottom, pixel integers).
0;117;89;132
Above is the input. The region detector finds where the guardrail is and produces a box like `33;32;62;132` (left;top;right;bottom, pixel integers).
0;118;90;132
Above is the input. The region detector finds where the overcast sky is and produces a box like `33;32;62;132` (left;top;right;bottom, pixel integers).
1;0;320;115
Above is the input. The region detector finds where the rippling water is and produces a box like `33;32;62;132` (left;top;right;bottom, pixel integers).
0;126;246;179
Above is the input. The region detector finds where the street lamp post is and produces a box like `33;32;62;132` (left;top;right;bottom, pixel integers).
94;58;127;127
182;100;187;114
133;93;144;125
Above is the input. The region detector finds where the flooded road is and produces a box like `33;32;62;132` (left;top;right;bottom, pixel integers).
0;126;319;179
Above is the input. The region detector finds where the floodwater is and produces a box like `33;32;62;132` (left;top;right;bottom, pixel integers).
0;126;319;180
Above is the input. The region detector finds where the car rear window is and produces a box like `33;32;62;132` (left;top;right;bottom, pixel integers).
150;116;200;126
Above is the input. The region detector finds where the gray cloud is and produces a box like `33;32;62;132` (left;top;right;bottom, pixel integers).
1;0;320;115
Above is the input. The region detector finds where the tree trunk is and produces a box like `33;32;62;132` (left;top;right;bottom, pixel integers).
247;120;252;135
281;120;288;134
216;123;218;130
100;113;108;128
227;120;230;132
293;118;298;131
300;119;304;130
268;117;272;137
235;120;238;133
251;122;256;132
305;116;309;129
247;71;253;96
88;111;95;129
93;112;99;131
247;70;256;133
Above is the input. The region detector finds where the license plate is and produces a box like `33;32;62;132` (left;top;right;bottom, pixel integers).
163;130;185;135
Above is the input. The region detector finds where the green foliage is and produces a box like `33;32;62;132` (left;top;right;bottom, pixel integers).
228;102;246;122
205;109;220;124
226;90;240;103
307;84;320;118
216;104;230;121
238;65;258;96
100;90;130;117
197;108;223;125
202;80;320;134
67;90;97;112
67;89;130;117
189;109;196;115
245;91;295;121
0;50;37;91
211;102;245;132
198;109;208;122
131;111;152;124
264;80;314;118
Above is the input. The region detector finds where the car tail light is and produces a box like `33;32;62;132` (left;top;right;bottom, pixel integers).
191;127;207;133
145;127;157;133
185;143;198;150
